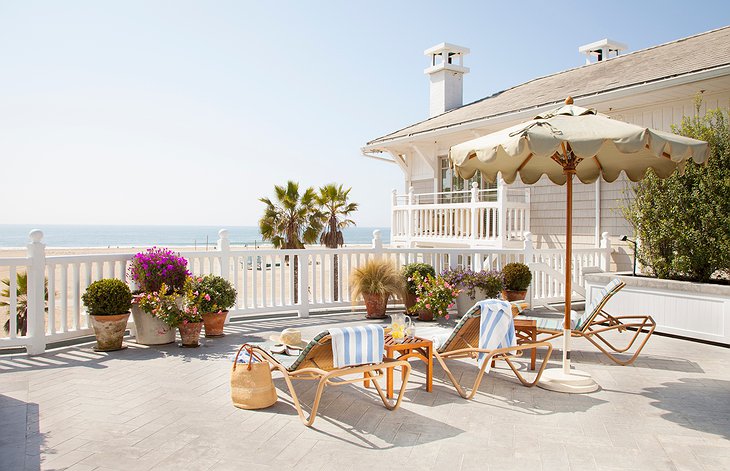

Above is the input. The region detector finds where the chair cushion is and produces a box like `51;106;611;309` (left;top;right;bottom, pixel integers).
518;308;580;332
575;278;624;330
257;330;330;372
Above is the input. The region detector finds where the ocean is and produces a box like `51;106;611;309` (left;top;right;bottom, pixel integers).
0;225;391;249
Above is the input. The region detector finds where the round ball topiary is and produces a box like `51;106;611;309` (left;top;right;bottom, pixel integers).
189;275;237;313
82;279;133;316
502;263;532;291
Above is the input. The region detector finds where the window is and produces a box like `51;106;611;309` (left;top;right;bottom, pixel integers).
439;156;497;203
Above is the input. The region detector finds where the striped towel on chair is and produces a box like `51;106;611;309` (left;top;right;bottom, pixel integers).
476;300;516;372
329;325;385;368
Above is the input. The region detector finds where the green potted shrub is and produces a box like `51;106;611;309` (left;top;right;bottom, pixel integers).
502;263;532;301
138;280;204;348
188;275;237;337
82;279;133;351
350;259;404;319
402;263;436;313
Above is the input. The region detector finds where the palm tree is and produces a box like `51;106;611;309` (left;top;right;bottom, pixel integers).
316;184;358;301
1;272;49;336
259;181;323;303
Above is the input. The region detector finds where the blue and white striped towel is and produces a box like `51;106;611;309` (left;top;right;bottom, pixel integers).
476;299;516;372
329;325;385;368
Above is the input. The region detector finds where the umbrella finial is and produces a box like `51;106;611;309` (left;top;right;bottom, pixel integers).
565;96;574;105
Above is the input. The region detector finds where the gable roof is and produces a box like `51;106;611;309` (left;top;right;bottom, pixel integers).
366;26;730;147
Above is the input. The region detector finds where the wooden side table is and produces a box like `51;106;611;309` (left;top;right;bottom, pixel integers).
365;335;433;399
514;318;537;370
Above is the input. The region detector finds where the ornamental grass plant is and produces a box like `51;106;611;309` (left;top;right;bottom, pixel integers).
350;259;404;301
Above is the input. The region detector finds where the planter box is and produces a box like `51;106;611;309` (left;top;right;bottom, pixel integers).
584;273;730;345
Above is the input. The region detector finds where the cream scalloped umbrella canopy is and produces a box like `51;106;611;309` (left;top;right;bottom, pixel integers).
450;102;709;185
449;98;709;392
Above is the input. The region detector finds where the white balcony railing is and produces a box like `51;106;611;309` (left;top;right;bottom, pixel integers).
0;229;612;355
391;183;530;247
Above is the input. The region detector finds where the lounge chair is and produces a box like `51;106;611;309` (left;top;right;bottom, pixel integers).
427;301;554;400
518;279;656;366
250;329;411;427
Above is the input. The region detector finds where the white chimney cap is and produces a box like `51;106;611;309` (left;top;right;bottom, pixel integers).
424;42;470;56
578;38;628;54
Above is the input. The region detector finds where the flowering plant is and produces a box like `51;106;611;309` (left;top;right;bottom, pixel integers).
129;247;190;293
408;272;460;320
136;280;203;327
187;275;237;313
136;283;183;326
441;267;504;300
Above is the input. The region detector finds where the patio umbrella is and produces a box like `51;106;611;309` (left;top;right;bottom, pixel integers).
449;97;709;393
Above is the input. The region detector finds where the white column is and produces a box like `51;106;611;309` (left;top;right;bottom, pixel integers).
391;189;398;242
372;229;383;255
600;231;611;271
217;229;232;323
406;186;414;248
26;230;46;355
523;232;534;307
497;179;507;248
470;182;478;245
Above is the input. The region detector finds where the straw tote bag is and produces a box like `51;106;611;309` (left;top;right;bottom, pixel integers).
231;344;277;410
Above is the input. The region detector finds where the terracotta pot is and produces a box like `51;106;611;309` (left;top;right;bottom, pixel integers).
418;310;435;322
202;310;228;337
89;312;130;351
130;305;176;345
502;290;528;302
364;293;388;319
178;322;203;347
404;292;418;316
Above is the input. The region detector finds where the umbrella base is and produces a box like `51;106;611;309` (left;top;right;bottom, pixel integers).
538;368;599;394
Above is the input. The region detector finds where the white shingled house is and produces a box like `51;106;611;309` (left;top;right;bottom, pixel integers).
362;26;730;267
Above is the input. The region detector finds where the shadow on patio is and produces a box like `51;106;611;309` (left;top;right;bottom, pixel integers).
644;377;730;440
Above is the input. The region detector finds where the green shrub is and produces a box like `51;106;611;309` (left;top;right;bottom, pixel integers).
402;263;436;294
188;275;237;313
82;279;132;316
623;103;730;282
502;263;532;291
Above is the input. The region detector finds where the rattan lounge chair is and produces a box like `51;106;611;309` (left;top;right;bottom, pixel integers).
250;331;411;427
518;279;656;366
430;305;554;400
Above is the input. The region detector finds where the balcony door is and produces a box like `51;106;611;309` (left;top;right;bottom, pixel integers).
439;156;497;203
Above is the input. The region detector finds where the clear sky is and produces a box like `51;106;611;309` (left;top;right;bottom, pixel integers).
1;1;727;227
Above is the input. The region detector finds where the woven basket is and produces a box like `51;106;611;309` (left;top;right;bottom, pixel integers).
231;344;277;410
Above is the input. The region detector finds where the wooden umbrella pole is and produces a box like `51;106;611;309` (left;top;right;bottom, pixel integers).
564;169;573;374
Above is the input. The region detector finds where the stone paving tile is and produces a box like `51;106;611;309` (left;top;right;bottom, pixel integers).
1;311;729;471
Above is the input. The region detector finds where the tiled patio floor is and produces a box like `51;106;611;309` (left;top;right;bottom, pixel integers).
1;311;729;471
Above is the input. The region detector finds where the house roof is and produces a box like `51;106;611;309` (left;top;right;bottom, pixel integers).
366;26;730;147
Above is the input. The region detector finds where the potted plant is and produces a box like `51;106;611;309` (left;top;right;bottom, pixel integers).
350;259;404;319
443;268;504;316
402;263;436;313
128;247;190;345
502;262;532;301
408;272;460;321
188;275;237;337
138;281;204;347
82;279;133;352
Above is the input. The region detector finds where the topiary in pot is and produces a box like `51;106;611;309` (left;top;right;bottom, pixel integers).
82;279;133;351
502;263;532;301
188;275;237;337
402;263;436;312
350;259;404;319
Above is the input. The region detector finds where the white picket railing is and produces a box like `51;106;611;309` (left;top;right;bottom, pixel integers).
0;229;611;354
391;183;530;247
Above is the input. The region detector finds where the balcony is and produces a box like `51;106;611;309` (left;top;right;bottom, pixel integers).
391;182;530;247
